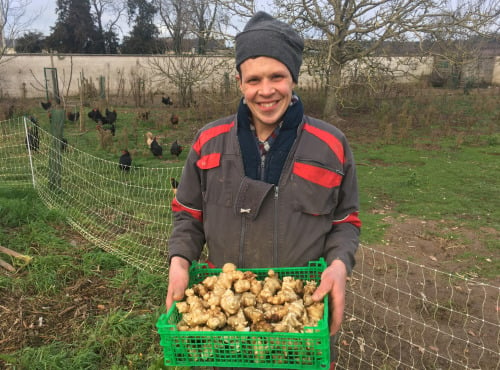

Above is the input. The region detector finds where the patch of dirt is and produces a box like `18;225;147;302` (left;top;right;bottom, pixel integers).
371;214;498;280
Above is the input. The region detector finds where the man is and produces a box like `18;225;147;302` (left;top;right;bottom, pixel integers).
166;11;361;369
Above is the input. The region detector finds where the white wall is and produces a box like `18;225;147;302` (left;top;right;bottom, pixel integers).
0;54;498;99
492;57;500;85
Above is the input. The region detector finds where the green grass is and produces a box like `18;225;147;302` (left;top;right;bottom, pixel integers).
356;143;499;227
350;91;499;278
1;88;499;369
0;186;170;369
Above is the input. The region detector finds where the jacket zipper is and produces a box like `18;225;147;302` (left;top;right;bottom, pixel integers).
260;156;265;181
239;217;246;267
273;186;279;266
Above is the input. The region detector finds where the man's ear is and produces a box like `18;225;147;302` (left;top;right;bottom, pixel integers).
236;74;243;92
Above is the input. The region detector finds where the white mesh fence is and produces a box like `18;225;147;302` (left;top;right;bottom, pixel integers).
1;117;499;369
340;247;499;369
1;116;181;273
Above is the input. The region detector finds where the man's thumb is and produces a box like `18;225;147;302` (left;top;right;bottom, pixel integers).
312;285;328;301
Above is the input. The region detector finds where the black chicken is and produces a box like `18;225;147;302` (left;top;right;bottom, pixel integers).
170;177;179;189
61;138;68;152
162;96;173;105
6;105;15;119
170;177;179;195
67;111;80;122
105;108;117;124
101;123;116;136
89;108;116;135
150;137;163;158
25;116;40;152
88;108;103;123
119;150;132;171
170;140;183;159
40;100;51;110
28;115;38;125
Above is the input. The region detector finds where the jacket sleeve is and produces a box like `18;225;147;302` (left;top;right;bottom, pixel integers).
168;140;206;264
323;138;361;274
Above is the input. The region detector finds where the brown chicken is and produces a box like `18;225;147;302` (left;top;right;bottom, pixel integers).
170;113;179;127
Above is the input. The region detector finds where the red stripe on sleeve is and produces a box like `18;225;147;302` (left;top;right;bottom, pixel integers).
304;123;345;164
293;162;343;188
172;197;203;222
193;122;234;155
333;212;361;228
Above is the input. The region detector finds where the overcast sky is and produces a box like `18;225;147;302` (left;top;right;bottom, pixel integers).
22;0;273;39
25;0;132;37
26;0;57;36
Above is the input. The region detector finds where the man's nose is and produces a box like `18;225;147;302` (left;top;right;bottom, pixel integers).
259;79;275;95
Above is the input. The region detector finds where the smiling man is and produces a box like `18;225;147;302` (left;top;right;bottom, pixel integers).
166;11;361;370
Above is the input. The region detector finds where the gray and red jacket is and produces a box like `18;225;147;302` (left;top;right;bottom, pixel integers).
169;114;361;272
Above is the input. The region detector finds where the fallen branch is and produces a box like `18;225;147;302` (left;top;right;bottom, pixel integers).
0;245;32;265
0;257;15;272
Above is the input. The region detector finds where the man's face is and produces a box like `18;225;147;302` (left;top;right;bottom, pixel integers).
237;57;296;132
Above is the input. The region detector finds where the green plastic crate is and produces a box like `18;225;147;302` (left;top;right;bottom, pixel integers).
156;258;330;369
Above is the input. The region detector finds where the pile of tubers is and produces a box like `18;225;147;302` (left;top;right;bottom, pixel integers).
175;263;324;333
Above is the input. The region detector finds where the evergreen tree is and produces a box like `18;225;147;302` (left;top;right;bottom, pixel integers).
46;0;99;53
121;0;164;54
103;30;120;54
15;32;46;53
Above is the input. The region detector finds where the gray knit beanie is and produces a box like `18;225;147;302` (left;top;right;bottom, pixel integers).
235;11;304;83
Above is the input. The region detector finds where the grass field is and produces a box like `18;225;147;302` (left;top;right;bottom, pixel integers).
0;86;498;369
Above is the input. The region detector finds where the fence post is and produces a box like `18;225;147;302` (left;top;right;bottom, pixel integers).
48;109;64;191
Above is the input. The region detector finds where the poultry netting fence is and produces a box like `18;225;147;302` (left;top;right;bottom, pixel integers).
1;115;180;273
1;116;499;369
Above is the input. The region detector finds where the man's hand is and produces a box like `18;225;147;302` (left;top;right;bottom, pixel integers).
165;256;190;311
311;259;348;335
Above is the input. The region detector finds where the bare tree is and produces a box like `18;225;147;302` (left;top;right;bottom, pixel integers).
212;0;497;119
154;0;190;54
216;0;256;35
423;0;500;90
90;0;127;53
217;0;255;17
286;0;500;118
148;55;231;107
189;0;225;54
270;0;437;119
153;0;258;57
0;0;34;63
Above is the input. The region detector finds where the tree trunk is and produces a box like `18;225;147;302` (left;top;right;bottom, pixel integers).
322;62;342;120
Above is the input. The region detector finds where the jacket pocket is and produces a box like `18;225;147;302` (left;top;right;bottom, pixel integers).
234;177;274;220
291;160;343;215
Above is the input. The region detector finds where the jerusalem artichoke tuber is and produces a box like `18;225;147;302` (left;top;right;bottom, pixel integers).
174;264;324;333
